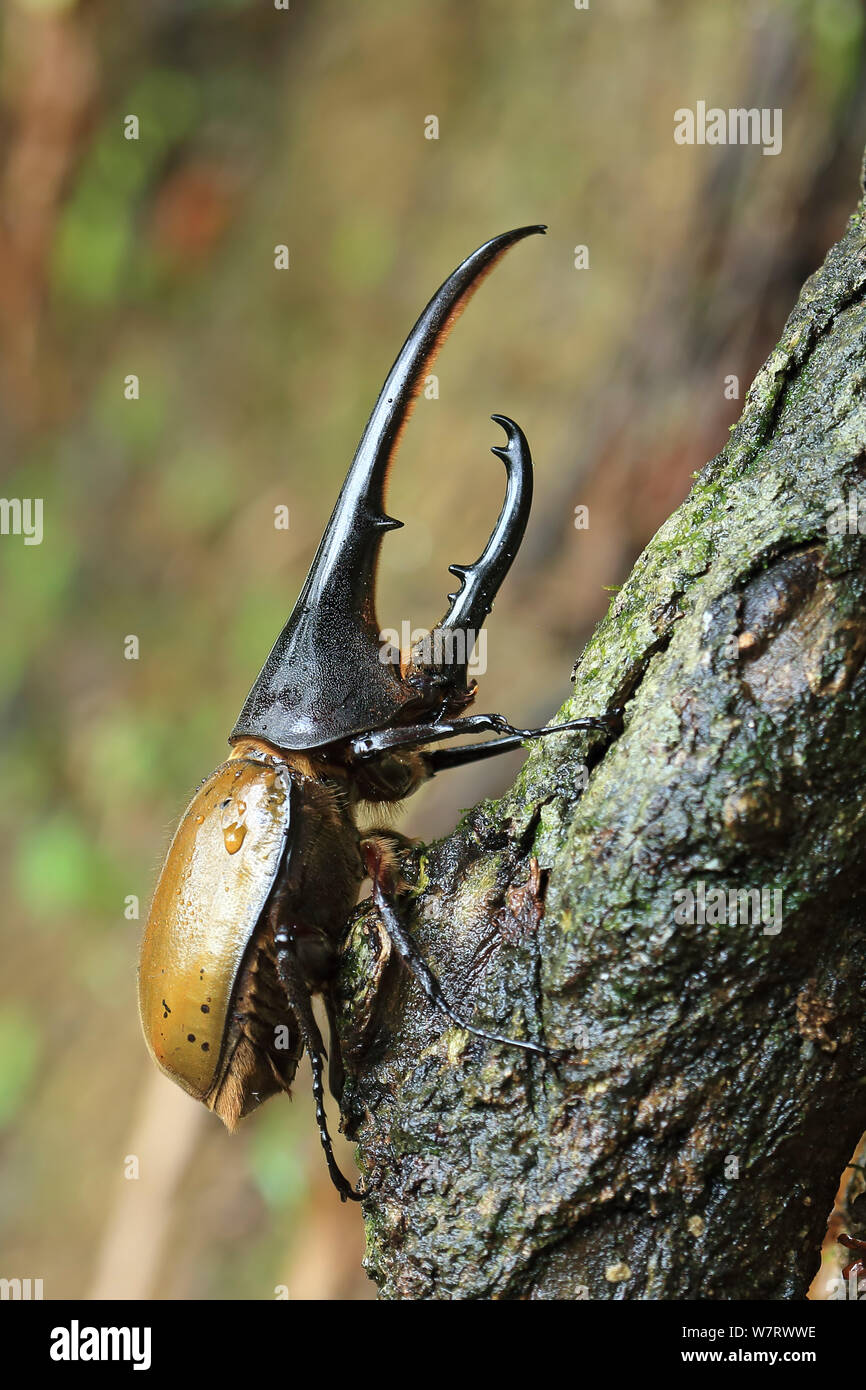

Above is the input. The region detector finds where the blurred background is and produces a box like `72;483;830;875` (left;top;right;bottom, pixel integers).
1;0;864;1301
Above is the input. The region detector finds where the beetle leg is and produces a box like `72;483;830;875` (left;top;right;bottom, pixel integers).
423;711;626;769
323;989;346;1104
425;732;540;772
273;927;364;1203
363;840;550;1058
350;707;623;761
361;829;417;893
365;826;417;854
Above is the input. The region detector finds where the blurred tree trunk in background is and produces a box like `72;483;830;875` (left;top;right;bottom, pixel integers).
340;157;866;1300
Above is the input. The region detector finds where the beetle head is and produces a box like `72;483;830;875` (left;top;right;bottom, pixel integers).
230;226;544;753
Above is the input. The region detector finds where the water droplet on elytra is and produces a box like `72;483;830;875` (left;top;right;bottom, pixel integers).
223;822;246;854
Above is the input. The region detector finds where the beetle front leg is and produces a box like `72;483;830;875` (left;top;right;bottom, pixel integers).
323;989;346;1104
362;838;551;1058
350;707;623;761
273;927;365;1203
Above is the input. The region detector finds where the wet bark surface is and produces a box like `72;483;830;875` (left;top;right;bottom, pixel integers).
336;162;866;1301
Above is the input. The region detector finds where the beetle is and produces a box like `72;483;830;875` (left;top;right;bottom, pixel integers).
139;226;621;1201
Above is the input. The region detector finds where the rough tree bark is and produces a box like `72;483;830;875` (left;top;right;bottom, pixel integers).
336;157;866;1301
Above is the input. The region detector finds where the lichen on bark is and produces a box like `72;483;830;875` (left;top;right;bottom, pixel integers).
336;171;866;1300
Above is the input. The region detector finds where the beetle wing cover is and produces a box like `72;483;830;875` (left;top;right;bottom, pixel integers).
138;756;291;1101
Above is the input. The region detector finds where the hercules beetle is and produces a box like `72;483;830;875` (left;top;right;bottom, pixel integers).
138;226;621;1201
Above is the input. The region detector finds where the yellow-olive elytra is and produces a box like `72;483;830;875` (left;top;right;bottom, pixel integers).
139;750;292;1111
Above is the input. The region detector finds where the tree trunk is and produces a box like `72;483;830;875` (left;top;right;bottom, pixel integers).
336;157;866;1301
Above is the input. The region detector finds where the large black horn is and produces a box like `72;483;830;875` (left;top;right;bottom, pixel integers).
231;226;546;752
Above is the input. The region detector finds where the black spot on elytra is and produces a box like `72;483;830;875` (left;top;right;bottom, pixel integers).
201;1042;210;1052
161;1000;171;1018
201;1004;210;1014
187;1033;196;1043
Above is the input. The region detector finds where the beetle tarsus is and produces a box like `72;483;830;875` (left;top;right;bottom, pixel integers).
274;927;365;1203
